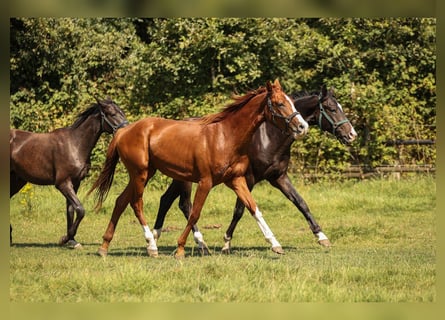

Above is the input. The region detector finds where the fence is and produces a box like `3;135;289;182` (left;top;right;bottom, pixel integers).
302;139;436;180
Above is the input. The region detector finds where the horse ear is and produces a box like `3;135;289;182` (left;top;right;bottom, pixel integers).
273;78;281;89
94;96;102;105
266;81;273;93
321;84;327;97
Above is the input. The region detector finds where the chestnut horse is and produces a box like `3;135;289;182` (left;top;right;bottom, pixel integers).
89;79;308;259
152;86;357;254
10;98;128;248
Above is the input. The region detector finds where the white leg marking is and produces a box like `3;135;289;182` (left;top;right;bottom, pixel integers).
253;207;281;248
193;231;206;249
316;231;329;241
142;225;158;251
222;234;231;252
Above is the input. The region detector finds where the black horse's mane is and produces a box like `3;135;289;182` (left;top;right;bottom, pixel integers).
289;90;319;100
70;104;101;129
70;98;114;129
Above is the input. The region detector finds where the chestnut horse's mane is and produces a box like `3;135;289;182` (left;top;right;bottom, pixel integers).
199;86;268;125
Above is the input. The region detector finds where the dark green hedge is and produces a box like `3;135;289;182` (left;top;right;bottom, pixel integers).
10;18;436;178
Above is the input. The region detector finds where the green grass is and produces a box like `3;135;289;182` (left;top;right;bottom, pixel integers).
10;175;436;302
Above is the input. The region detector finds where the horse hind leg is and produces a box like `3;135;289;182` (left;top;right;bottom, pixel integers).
97;184;133;257
129;167;159;258
221;197;246;254
270;174;331;247
152;180;182;241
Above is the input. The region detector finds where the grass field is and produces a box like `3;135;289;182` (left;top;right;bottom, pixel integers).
9;175;436;302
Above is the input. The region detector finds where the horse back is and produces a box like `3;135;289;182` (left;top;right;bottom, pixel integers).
10;128;74;185
118;117;246;184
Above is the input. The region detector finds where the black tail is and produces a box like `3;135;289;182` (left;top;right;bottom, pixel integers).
88;137;120;210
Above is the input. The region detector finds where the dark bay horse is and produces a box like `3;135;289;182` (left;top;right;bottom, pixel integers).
152;85;357;254
89;79;309;259
10;98;128;248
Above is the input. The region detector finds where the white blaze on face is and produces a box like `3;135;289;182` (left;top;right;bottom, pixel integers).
336;101;357;139
285;94;308;131
337;102;344;112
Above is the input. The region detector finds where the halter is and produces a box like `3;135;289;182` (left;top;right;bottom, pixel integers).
267;96;300;134
100;108;128;134
318;97;350;135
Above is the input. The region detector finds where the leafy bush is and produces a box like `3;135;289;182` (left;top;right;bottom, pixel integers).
10;18;436;181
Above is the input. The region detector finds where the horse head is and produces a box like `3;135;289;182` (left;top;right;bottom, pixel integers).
265;79;308;139
318;85;357;144
95;97;129;134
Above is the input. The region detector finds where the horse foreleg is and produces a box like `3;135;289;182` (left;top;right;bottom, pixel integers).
155;180;209;255
56;182;84;249
178;182;209;255
269;174;331;247
222;174;255;253
176;180;211;259
10;172;27;245
226;176;283;254
58;200;78;248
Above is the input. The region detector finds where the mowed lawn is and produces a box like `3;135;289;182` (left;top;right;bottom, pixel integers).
9;175;436;302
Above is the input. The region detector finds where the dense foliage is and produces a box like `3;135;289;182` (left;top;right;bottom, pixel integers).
10;18;436;178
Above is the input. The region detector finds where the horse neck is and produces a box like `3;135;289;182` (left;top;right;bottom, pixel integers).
295;95;319;125
221;94;267;150
257;121;295;154
254;95;320;155
68;114;103;159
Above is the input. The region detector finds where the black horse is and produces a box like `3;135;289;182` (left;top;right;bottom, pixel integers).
10;97;128;248
152;85;357;254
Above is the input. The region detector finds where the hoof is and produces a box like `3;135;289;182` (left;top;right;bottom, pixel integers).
221;247;231;254
97;247;108;257
318;239;332;247
175;247;185;260
58;235;69;246
272;246;285;254
175;252;185;260
66;240;82;249
147;248;159;258
198;241;211;256
199;246;211;256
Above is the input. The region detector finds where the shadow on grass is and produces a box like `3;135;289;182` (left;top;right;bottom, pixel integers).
11;242;326;259
85;244;320;259
10;242;102;248
11;242;61;248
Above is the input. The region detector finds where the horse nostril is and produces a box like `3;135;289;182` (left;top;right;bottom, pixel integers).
298;123;308;133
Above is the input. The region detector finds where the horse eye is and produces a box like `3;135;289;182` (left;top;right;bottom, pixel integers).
278;103;285;108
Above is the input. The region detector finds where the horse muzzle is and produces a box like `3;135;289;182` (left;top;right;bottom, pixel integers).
289;114;309;139
339;125;358;145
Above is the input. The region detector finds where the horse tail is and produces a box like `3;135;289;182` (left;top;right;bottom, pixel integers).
88;136;120;210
